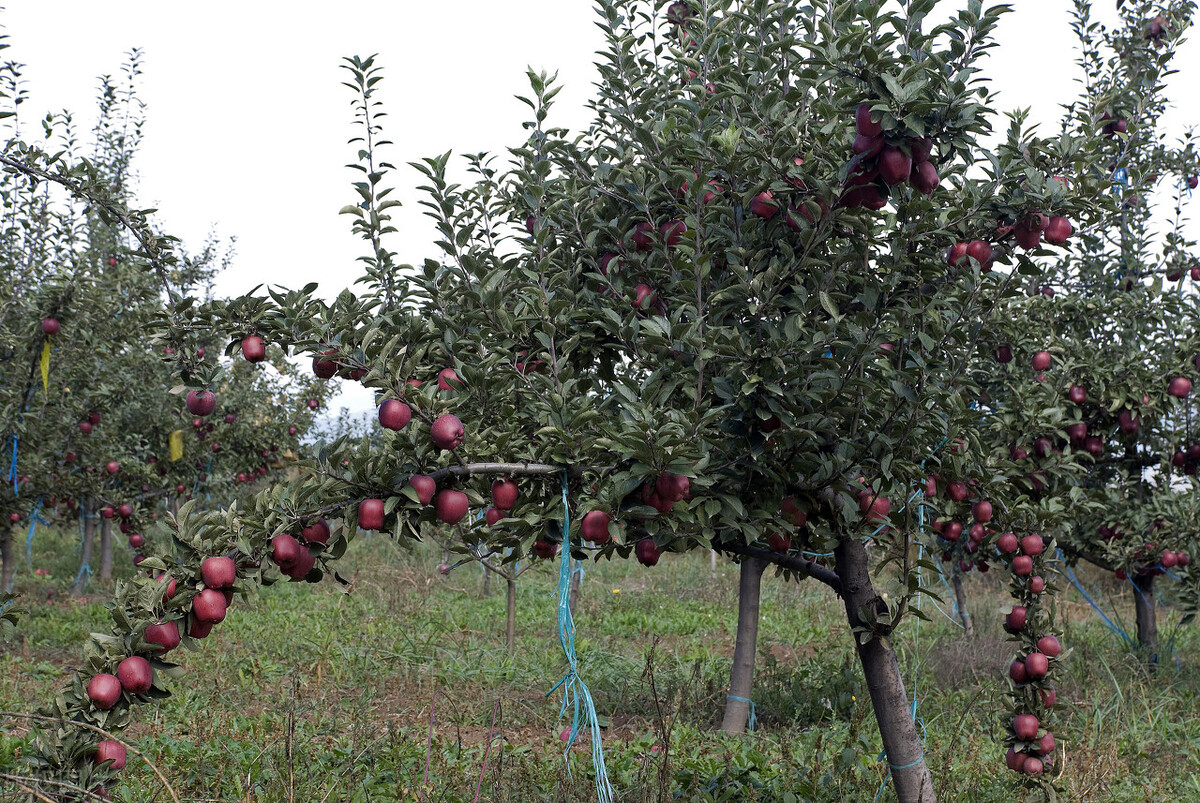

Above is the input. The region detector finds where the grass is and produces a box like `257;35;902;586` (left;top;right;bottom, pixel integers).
2;526;1200;801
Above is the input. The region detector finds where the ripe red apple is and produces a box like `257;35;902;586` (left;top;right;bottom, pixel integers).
201;556;237;589
839;184;887;210
1043;216;1072;245
631;221;655;251
144;620;181;653
910;160;938;194
193;588;228;624
241;335;266;362
924;477;937;498
301;520;330;544
485;507;504;526
749;191;778;220
852;133;884;157
1168;376;1192;398
409;475;437;505
271;533;303;567
1067;385;1086;405
942;521;963;542
1036;731;1055;756
41;317;60;335
857;492;890;522
995;345;1013;363
973;500;993;523
1012;555;1033;576
288;426;298;436
285;549;316;581
430;413;465;450
1023;756;1044;777
1021;534;1045;556
312;350;338;378
532;540;558;559
766;532;791;553
854;103;883;137
947;481;968;502
128;534;144;549
1161;550;1178;568
656;473;690;502
435;489;469;524
1036;635;1061;658
946;242;968;267
188;616;215;639
1009;659;1029;684
80;421;93;434
877;146;912;186
94;740;127;770
437;368;463;391
378;399;412;430
1025;651;1049;679
965;240;993;271
659;219;687;246
1118;410;1139;433
155;573;177;599
1006;747;1027;773
1014;225;1041;250
1065;422;1087;445
186;390;216;416
358;499;385;530
1032;351;1051;371
1013;714;1039;741
100;506;115;519
1006;606;1027;631
492;478;519;510
581;510;612;543
781;497;807;527
996;532;1019;554
88;673;122;709
1030;575;1045;594
635;538;661;567
116;656;152;694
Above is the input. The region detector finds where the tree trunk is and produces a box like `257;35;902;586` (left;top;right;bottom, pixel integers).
721;556;766;734
952;572;973;638
170;495;180;520
70;501;95;597
835;538;936;803
0;529;13;593
482;564;493;597
1133;573;1157;664
505;577;516;650
568;560;581;613
710;549;717;576
98;516;113;582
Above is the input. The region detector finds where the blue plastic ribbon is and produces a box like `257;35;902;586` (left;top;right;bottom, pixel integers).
25;497;50;569
545;470;613;803
725;694;756;731
7;434;17;494
1056;549;1132;645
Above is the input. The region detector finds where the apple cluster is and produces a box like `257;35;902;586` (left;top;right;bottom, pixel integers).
843;103;939;211
997;531;1060;778
928;477;996;575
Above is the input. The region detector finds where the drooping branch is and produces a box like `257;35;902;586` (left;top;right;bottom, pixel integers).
716;538;842;594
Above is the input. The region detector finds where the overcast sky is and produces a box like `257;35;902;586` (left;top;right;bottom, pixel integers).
3;1;1197;417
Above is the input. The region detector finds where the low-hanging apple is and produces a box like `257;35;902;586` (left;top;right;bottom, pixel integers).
241;335;266;362
94;741;127;770
581;510;612;544
192;588;228;624
301;520;331;544
1024;651;1049;678
116;656;153;694
431;414;465;450
378;399;412;430
635;538;661;567
409;475;437;505
492;478;519;510
435;489;469;524
87;673;122;709
1013;714;1039;741
144;620;181;653
358;499;385;530
186;390;216;416
201;556;237;589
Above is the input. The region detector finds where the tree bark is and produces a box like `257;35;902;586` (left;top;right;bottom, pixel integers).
482;564;493;597
98;516;113;582
0;529;13;593
710;549;717;576
835;538;936;803
721;556;766;734
952;572;973;638
505;577;516;650
70;501;95;597
1133;573;1157;664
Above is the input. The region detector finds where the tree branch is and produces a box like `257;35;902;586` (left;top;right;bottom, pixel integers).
715;539;842;594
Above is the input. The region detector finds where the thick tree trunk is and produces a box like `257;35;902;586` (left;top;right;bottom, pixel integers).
505;577;516;650
98;517;113;582
70;501;95;597
1;530;13;593
1133;573;1157;664
721;556;766;734
952;573;974;638
835;538;936;803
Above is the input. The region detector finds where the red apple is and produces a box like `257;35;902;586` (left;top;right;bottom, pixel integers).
116;656;152;694
1068;385;1086;404
973;500;993;523
634;284;659;310
656;473;689;502
409;475;437;505
358;499;385;530
1036;732;1055;756
1006;747;1027;773
631;221;655;251
1021;534;1045;556
532;540;558;559
301;520;330;544
79;421;93;434
128;534;144;549
284;549;316;581
88;673;122;709
271;533;303;567
41;317;60;335
995;345;1013;363
659;219;687;246
117;503;132;519
144;620;181;653
485;507;504;526
188;616;215;639
1118;410;1140;433
781;497;807;527
635;538;661;567
201;556;237;589
1009;659;1029;684
1036;635;1061;658
852;133;884;157
1039;687;1057;707
996;532;1019;554
1023;757;1044;777
1012;555;1033;576
946;242;968;267
1006;605;1027;631
241;335;266;362
877;146;912;186
1030;576;1045;594
1013;714;1039;741
435;489;469;524
312;350;338;378
581;510;612;544
1032;351;1051;371
947;481;968;502
1024;651;1049;678
942;521;963;542
94;741;127;770
155;573;177;599
437;368;463;391
186;390;216;416
965;240;993;271
1043;216;1072;245
492;478;519;510
192;588;228;624
378;399;412;430
766;533;790;553
910;160;938;194
749;192;778;220
854;103;883;137
1168;376;1192;398
430;413;465;450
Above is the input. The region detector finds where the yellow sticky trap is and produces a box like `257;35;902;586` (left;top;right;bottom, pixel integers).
40;341;50;392
169;430;184;462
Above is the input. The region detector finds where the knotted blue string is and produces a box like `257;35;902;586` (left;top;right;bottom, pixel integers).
545;470;612;803
725;694;756;731
25;497;50;568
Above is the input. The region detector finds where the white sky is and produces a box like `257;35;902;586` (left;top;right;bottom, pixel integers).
3;1;1197;419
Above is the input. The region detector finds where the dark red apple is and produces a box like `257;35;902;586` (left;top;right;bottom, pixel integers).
877;146;912;186
88;673;122;709
284;549;316;581
188;616;215;639
1009;659;1029;684
378;399;412;430
995;532;1019;554
635;539;661;567
186;390;216;416
852;133;884;157
1006;747;1027;773
942;521;963;542
128;534;144;549
80;421;93;434
659;219;687;246
854;103;883;137
94;740;127;770
1118;410;1139;433
358;499;385;530
201;556;237;589
1030;576;1045;594
634;284;659;310
485;507;504;526
995;345;1013;363
409;475;437;505
116;656;152;694
241;335;266;362
1068;385;1086;404
155;573;177;599
437;368;463;391
144;620;181;653
946;242;968;267
947;481;968;502
1013;714;1039;741
1036;635;1061;658
1168;376;1192;398
492;478;519;510
271;533;303;567
1023;757;1044;777
1032;351;1051;371
973;500;993;523
749;191;777;219
1014;225;1042;250
581;510;612;543
910;160;938;194
631;221;655;251
435;489;469;524
965;240;993;271
766;532;790;553
1020;534;1045;556
781;497;807;526
192;588;228;624
1039;687;1057;707
1006;606;1027;631
1043;216;1072;245
532;540;558;559
430;414;465;450
1024;651;1049;678
301;520;330;544
312;350;338;378
1012;555;1034;576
